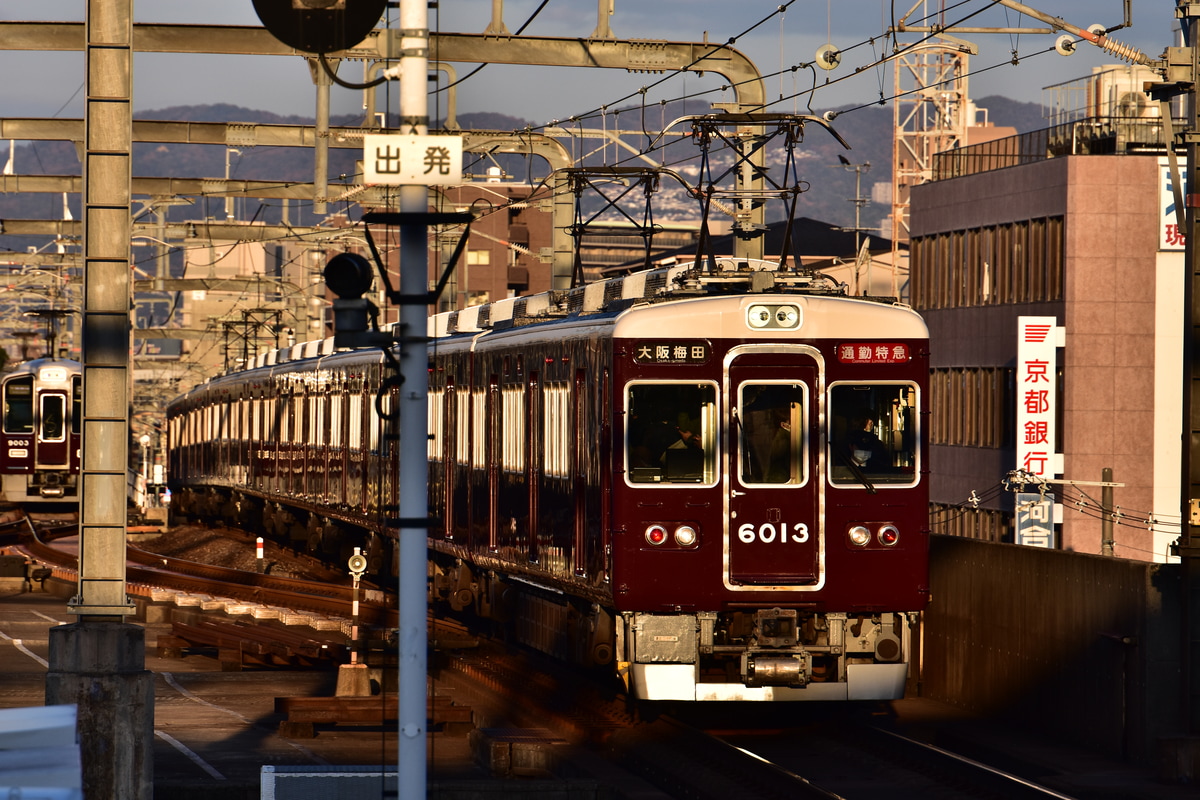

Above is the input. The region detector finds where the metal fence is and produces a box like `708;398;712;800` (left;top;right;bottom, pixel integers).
932;116;1176;181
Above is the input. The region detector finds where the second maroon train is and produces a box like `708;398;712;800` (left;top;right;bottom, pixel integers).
0;357;82;505
168;257;931;702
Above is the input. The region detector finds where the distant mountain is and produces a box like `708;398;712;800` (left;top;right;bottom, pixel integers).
0;97;1044;252
450;112;534;131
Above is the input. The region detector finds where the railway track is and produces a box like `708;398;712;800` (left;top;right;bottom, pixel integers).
0;512;1095;796
717;720;1079;800
6;512;395;626
438;621;1083;800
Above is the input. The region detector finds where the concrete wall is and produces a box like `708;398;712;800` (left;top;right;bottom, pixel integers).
921;535;1182;764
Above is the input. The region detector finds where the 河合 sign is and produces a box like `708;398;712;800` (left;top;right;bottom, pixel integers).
1015;492;1056;548
1016;316;1062;478
363;134;463;186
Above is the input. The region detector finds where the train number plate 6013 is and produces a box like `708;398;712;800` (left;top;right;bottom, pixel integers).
736;522;810;544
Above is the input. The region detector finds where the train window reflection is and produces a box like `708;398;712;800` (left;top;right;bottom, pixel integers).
4;377;33;434
41;396;65;441
829;382;918;487
626;382;717;485
738;383;805;486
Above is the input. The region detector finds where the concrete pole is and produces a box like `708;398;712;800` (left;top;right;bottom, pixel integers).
1101;468;1114;557
1179;1;1200;739
396;1;430;795
314;63;331;216
45;0;153;797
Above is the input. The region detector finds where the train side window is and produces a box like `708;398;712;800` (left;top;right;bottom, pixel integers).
41;395;65;441
625;382;717;485
738;383;805;486
828;382;919;487
4;377;34;434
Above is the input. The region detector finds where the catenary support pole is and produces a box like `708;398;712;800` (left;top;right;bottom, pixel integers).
45;0;153;797
396;1;430;795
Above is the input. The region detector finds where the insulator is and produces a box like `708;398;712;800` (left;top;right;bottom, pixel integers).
1099;37;1146;65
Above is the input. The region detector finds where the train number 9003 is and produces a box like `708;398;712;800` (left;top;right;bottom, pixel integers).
737;522;810;544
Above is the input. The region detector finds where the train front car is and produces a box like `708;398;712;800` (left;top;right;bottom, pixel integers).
426;258;930;703
0;358;82;505
609;265;929;702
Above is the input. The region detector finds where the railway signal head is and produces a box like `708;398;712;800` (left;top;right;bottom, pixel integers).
348;547;367;577
252;0;387;55
324;252;390;349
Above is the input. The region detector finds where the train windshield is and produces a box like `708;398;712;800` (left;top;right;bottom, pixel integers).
41;395;65;441
829;382;919;487
737;383;806;485
3;377;33;434
626;382;717;485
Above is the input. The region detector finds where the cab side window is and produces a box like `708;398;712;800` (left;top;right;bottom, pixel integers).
4;378;33;434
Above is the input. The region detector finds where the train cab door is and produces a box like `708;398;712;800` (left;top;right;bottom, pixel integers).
35;390;70;468
725;346;824;590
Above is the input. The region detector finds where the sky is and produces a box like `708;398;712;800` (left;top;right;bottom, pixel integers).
0;1;1183;128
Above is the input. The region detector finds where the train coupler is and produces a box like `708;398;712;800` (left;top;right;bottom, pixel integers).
742;650;810;687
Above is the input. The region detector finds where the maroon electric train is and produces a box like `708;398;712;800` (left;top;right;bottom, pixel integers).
0;358;82;505
168;257;930;702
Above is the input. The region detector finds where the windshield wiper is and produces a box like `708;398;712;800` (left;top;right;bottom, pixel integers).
832;446;876;494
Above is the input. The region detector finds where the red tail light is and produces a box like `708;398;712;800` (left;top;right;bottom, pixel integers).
645;525;668;546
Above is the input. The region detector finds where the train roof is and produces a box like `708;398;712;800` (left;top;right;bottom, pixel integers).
177;257;919;402
1;358;81;380
428;257;914;340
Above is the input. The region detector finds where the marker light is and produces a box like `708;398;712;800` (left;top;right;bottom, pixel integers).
674;525;698;547
646;525;668;546
848;526;871;547
877;525;900;546
39;367;68;383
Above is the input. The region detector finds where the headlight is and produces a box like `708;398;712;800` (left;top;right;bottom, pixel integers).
674;525;698;547
747;304;772;328
746;303;800;330
848;525;871;547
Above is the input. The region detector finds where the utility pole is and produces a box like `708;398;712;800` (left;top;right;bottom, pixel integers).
832;156;873;294
834;156;871;256
1172;0;1200;745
